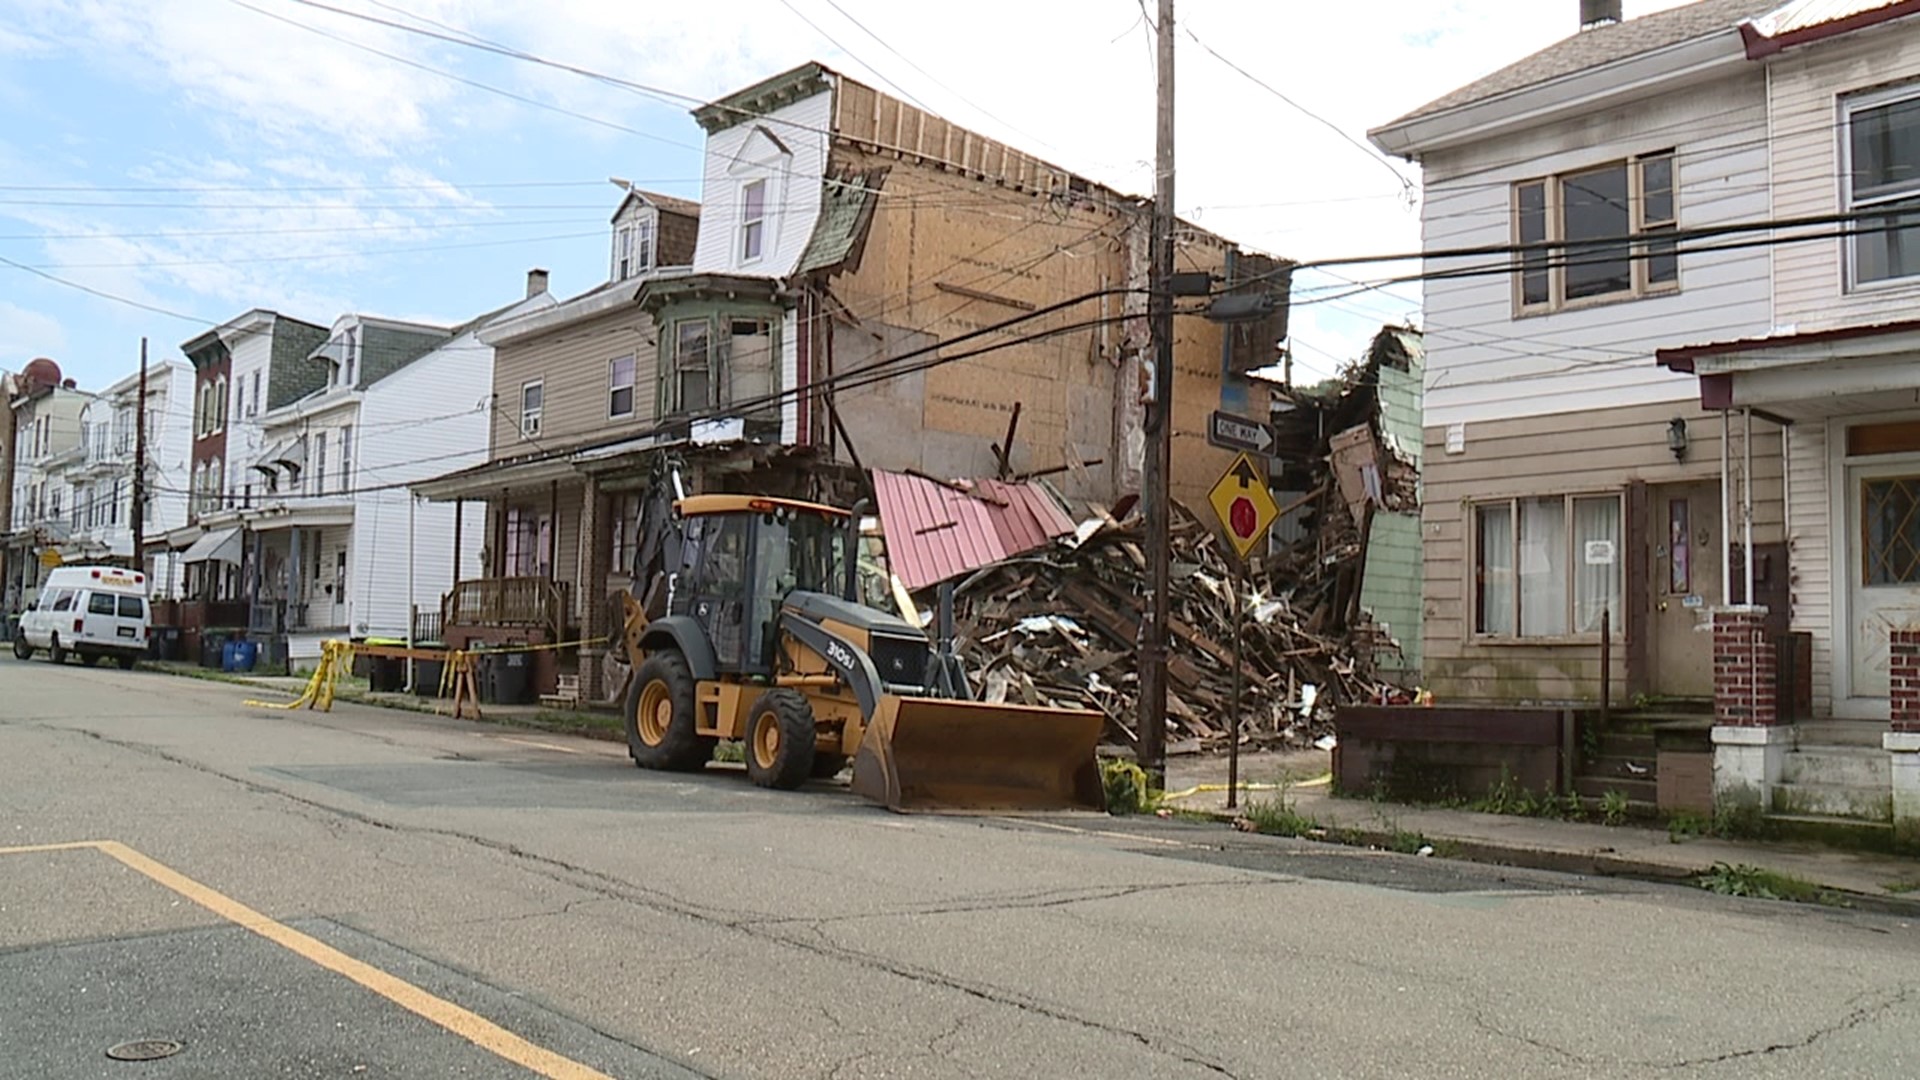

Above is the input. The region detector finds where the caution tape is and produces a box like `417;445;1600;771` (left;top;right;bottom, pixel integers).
245;639;354;713
1157;773;1333;802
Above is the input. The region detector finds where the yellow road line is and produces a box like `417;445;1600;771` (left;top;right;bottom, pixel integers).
0;840;104;855
3;840;615;1080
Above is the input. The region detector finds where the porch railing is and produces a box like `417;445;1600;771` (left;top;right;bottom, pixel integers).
442;577;573;635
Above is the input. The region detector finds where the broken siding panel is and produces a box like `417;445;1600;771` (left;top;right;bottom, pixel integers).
1361;511;1424;684
1770;25;1920;331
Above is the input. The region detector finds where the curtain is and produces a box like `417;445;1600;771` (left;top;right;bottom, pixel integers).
1573;497;1621;633
1477;504;1515;636
1519;497;1568;636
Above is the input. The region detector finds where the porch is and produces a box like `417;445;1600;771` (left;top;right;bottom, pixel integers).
1659;320;1920;848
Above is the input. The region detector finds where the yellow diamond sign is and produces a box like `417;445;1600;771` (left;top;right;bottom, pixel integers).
1207;452;1278;560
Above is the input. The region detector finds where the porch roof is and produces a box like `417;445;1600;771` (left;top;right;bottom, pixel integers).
1655;319;1920;413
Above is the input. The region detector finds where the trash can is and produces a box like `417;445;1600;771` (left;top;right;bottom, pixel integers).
232;639;259;672
201;630;233;670
151;626;182;661
412;642;446;698
493;650;534;705
363;638;406;693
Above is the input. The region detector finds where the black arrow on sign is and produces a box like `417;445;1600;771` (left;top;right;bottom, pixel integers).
1230;457;1259;488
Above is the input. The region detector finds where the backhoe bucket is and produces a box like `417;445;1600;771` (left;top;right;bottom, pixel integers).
850;696;1107;812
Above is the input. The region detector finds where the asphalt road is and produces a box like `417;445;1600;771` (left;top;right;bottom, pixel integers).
2;657;1916;1079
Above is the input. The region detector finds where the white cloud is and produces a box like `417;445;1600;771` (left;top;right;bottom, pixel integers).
0;301;69;362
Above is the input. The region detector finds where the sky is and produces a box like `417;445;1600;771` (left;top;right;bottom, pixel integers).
0;0;1702;389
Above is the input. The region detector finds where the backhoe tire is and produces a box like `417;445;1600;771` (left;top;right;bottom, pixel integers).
626;650;713;772
745;689;817;791
809;753;849;780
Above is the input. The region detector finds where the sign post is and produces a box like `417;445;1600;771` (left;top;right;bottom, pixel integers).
1206;452;1279;808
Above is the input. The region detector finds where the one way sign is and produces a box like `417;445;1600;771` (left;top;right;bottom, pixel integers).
1207;410;1274;455
1206;452;1280;561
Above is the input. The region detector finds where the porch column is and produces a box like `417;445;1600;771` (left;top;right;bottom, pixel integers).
1886;630;1920;851
1711;605;1788;813
578;476;606;705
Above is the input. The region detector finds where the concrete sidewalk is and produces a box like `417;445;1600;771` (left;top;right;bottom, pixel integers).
147;662;624;741
1166;750;1920;909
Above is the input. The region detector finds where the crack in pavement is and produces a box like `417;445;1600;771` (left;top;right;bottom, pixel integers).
39;718;1253;1079
736;877;1288;927
1471;984;1917;1071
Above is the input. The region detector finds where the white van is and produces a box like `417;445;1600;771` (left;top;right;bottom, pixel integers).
13;565;151;669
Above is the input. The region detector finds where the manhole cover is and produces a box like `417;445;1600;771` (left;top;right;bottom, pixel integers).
106;1039;184;1062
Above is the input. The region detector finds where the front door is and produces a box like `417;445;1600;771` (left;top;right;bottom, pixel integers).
1846;463;1920;700
1649;482;1722;698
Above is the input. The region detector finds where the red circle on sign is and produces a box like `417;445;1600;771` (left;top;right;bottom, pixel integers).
1230;496;1257;538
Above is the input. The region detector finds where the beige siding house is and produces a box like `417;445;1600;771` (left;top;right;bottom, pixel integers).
1375;0;1920;844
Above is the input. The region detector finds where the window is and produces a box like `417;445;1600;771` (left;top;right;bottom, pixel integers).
339;425;352;491
728;319;775;412
609;493;642;573
1845;88;1920;286
1474;494;1622;638
1513;151;1676;312
312;435;328;496
613;218;654;280
250;371;261;417
1864;476;1920;586
342;327;360;386
520;380;543;437
118;595;145;619
504;508;552;577
214;376;228;432
196;383;211;436
110;479;122;526
670;319;712;413
609;355;636;418
87;592;116;616
739;179;767;262
50;589;75;613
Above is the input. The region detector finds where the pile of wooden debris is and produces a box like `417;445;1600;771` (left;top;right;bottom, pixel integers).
949;499;1402;754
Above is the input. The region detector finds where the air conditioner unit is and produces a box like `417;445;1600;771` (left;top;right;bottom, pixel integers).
522;415;542;438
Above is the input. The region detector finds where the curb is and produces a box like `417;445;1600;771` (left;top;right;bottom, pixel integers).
1183;807;1920;918
147;663;627;744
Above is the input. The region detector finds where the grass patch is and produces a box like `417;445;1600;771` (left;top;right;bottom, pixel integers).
1696;862;1848;907
1600;789;1630;827
1884;879;1920;895
1238;794;1321;838
714;740;745;764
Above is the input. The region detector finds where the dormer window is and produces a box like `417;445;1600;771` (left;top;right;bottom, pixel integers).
341;326;360;387
614;217;655;280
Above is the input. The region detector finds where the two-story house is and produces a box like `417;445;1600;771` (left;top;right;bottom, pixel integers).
1371;0;1920;844
418;62;1292;705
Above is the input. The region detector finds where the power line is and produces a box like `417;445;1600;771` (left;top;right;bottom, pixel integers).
1182;21;1413;200
0;252;215;325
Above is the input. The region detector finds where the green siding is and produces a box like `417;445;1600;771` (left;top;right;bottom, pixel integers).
1361;511;1423;685
1374;328;1424;472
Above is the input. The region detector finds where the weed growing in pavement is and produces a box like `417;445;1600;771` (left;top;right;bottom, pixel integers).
1885;879;1920;895
1696;862;1848;907
713;740;745;764
1100;759;1161;816
1600;789;1631;827
1667;811;1712;842
1239;791;1321;837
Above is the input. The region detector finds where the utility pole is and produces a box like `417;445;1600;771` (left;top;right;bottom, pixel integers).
133;337;147;579
1137;0;1176;788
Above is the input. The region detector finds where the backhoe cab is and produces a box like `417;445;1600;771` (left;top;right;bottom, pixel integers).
619;491;1105;812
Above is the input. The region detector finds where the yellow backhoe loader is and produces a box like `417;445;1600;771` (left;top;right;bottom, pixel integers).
616;467;1105;812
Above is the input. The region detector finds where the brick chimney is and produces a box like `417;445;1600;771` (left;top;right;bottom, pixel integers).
1581;0;1623;29
526;268;550;298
